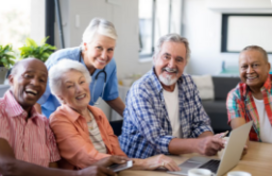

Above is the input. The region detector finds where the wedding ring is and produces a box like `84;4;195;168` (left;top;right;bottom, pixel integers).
162;162;165;167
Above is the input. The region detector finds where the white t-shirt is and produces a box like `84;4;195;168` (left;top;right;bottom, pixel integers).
163;84;180;138
253;96;272;143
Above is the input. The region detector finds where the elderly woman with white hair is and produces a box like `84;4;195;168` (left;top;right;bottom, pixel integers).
36;18;125;118
48;59;181;171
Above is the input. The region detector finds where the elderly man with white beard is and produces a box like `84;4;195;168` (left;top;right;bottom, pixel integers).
119;34;224;161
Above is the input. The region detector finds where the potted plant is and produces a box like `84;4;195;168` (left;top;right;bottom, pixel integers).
0;44;16;84
19;37;56;62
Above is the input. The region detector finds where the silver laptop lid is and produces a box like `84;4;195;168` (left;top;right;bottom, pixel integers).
216;121;253;176
167;121;253;176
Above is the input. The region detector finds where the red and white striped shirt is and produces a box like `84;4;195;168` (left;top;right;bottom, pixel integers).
0;90;60;167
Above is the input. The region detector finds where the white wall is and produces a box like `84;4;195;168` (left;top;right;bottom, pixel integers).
57;0;153;79
34;0;272;118
30;0;45;42
31;0;272;77
183;0;272;75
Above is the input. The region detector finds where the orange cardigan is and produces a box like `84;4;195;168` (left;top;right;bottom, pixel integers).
49;104;127;170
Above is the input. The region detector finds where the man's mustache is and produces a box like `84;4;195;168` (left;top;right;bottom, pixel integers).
162;67;178;73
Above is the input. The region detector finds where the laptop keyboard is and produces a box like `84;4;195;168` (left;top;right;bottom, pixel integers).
199;159;220;173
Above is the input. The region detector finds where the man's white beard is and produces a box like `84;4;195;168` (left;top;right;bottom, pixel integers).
159;74;178;86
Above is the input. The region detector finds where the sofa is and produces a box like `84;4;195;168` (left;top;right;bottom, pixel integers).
202;76;241;134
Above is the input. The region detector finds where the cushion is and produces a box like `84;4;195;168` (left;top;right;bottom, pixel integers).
212;76;240;100
191;75;214;100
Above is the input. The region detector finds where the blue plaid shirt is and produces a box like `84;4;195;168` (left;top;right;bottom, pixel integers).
118;68;212;158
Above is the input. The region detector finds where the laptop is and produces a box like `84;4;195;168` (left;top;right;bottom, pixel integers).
167;121;253;176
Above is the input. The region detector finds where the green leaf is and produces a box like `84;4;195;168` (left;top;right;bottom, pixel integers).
25;38;38;47
40;36;49;45
0;44;16;68
18;36;56;62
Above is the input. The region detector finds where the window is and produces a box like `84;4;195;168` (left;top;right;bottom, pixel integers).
221;14;272;53
0;0;31;50
138;0;182;59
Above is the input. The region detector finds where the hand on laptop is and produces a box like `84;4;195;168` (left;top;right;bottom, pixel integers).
196;136;225;156
216;134;248;157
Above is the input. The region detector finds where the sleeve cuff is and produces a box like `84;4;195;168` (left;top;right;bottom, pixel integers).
194;125;214;137
103;94;119;101
157;135;176;154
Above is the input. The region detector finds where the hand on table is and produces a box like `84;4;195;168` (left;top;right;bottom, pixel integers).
142;154;181;171
242;144;248;156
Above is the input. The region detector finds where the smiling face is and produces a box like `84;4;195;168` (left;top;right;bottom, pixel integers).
154;41;187;91
58;70;90;112
239;49;270;91
83;34;116;71
9;59;48;112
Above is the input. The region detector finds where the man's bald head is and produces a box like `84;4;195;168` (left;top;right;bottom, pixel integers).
10;58;47;77
240;45;268;63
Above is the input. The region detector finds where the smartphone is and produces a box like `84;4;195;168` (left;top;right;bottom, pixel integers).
108;160;133;172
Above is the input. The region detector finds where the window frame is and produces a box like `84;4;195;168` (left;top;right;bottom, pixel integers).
221;13;272;54
138;0;174;59
45;0;65;48
45;0;55;46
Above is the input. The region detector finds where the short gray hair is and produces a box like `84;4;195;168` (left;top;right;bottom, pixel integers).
241;45;268;62
49;59;91;103
153;33;190;62
81;18;118;50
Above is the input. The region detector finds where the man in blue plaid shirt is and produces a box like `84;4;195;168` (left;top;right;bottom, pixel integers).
119;33;224;161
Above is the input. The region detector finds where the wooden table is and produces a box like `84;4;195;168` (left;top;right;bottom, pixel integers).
119;141;272;176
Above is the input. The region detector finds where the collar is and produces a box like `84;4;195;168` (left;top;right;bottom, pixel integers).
61;104;103;122
150;67;164;95
240;74;271;99
261;74;272;92
4;90;39;122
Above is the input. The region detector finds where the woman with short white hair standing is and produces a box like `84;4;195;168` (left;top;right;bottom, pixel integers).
36;18;125;118
48;59;180;171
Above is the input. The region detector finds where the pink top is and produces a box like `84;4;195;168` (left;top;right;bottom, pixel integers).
0;90;60;167
49;104;127;170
